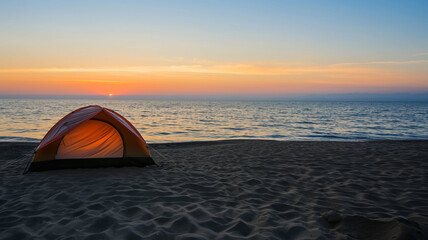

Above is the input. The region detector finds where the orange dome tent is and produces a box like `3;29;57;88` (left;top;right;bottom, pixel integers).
25;105;155;172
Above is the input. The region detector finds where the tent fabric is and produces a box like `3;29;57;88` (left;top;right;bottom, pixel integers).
25;105;155;172
104;109;145;142
36;106;102;151
56;120;124;159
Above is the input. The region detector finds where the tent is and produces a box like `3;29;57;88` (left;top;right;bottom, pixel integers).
25;105;156;172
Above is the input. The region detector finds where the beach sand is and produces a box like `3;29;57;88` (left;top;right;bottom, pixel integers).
0;140;427;239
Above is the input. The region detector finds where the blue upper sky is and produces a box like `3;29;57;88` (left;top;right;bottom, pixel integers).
2;0;427;63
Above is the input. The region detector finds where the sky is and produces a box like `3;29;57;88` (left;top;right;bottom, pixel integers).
0;0;427;97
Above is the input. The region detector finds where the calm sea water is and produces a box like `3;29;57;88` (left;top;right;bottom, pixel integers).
0;98;427;143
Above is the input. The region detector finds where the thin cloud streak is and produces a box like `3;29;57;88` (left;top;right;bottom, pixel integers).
334;60;428;66
75;80;121;83
413;52;428;56
0;64;380;76
2;56;427;76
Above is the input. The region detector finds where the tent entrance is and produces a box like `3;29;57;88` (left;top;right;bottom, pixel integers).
56;120;124;159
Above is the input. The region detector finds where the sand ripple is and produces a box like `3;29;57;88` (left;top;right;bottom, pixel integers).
1;140;428;239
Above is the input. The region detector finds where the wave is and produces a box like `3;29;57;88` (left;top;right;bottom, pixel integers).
0;136;40;142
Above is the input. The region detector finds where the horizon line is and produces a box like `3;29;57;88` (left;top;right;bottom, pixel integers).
1;92;428;101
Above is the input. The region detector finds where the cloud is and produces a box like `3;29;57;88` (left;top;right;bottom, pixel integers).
0;63;375;76
1;57;426;78
333;59;428;66
413;52;428;56
74;80;122;83
1;59;427;95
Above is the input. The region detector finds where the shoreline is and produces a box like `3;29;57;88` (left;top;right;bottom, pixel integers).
1;140;427;239
3;138;428;145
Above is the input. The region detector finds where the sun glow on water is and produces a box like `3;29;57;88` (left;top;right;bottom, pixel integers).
1;99;428;143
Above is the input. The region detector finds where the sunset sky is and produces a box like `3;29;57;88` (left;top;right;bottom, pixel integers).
1;0;427;97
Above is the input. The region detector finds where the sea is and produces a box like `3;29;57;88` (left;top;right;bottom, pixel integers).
1;98;427;143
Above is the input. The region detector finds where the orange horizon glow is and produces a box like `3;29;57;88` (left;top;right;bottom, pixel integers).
1;60;427;96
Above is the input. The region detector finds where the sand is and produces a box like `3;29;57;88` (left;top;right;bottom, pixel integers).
0;140;427;239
